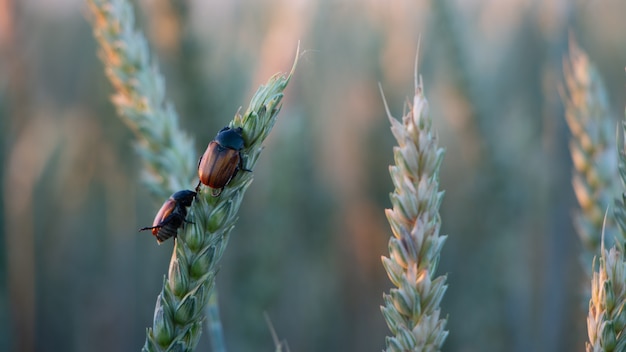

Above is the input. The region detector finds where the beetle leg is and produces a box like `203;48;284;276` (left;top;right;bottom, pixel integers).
238;153;252;172
211;188;223;197
195;154;204;192
182;213;194;225
139;225;161;232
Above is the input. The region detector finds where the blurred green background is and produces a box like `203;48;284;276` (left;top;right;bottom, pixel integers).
2;0;626;351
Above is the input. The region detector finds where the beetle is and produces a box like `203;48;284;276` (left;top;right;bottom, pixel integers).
139;189;197;243
196;126;250;196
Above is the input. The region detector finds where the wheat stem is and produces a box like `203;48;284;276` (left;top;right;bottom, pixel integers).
206;289;226;352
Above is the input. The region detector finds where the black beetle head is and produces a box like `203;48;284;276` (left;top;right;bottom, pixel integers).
215;127;245;151
171;190;197;207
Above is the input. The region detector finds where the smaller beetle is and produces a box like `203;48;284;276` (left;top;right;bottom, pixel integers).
196;126;250;196
139;190;197;243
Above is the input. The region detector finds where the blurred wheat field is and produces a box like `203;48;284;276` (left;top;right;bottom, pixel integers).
3;0;626;351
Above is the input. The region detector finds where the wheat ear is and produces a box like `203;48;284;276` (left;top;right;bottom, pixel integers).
379;47;449;351
586;224;626;351
87;0;196;196
587;88;626;351
562;38;621;268
87;0;298;349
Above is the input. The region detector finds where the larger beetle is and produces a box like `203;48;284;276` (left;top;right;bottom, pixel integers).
139;190;196;243
196;126;250;196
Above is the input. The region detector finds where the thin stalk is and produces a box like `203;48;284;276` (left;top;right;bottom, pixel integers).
206;289;225;352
